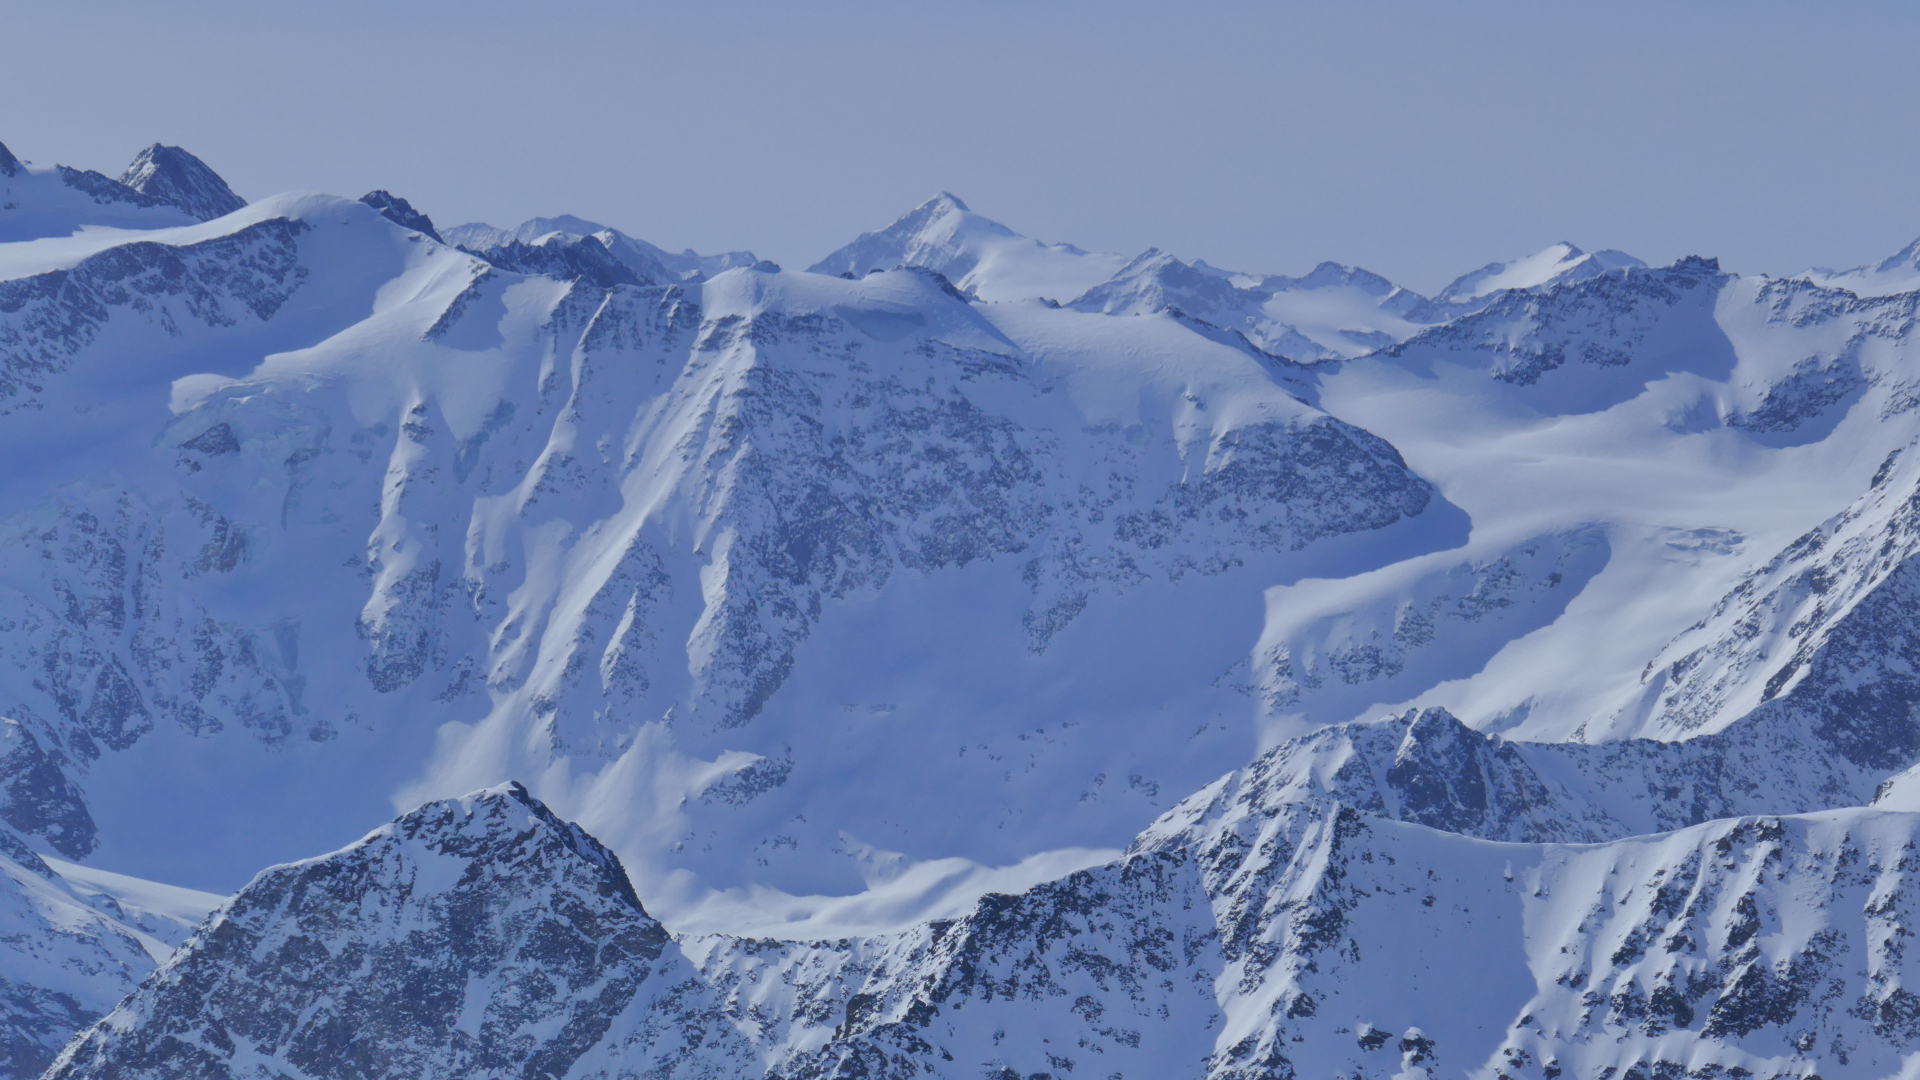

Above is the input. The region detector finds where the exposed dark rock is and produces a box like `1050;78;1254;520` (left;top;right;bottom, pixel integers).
117;144;245;222
359;190;441;242
47;783;679;1080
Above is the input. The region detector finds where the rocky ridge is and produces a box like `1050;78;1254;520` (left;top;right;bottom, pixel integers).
10;147;1920;1080
54;774;1920;1080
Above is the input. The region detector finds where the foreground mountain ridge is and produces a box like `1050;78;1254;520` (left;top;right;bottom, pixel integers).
6;139;1920;1077
50;779;1920;1080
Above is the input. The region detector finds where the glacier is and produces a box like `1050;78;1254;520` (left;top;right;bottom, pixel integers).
4;137;1920;1078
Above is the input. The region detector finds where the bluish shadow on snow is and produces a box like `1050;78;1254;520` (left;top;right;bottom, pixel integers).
603;490;1473;902
1264;490;1472;588
1254;524;1613;742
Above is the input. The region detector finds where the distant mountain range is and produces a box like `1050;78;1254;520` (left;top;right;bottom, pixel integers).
4;138;1920;1080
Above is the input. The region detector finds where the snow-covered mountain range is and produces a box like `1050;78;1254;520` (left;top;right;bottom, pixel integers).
6;138;1920;1079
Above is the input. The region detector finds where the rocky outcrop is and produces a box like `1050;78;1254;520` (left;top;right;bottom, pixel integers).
116;145;245;223
47;783;706;1080
1386;255;1732;396
0;217;307;410
54;776;1920;1080
358;190;441;242
1628;442;1920;770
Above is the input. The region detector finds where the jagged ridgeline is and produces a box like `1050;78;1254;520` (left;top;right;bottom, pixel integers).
7;140;1920;1078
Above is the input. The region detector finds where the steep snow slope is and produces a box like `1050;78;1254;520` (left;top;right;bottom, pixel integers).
7;174;1920;938
0;191;499;883
136;255;1439;921
809;193;1129;302
21;143;1920;1080
0;174;1451;943
1281;258;1920;756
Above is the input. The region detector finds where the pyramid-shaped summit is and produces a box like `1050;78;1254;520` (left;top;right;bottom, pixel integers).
118;143;245;222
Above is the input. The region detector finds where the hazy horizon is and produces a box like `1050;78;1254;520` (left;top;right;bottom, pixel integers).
5;0;1918;293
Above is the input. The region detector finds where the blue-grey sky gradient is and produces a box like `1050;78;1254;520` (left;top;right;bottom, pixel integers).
3;0;1917;293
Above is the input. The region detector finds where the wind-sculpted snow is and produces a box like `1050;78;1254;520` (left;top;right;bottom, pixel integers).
1252;526;1611;731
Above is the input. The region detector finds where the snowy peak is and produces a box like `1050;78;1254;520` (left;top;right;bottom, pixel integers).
809;192;1127;302
1875;236;1920;275
1387;253;1729;399
0;142;200;241
922;190;970;214
1436;241;1646;307
116;144;245;222
808;191;1013;280
460;230;656;288
49;782;671;1080
1801;235;1920;298
1070;246;1254;318
1070;248;1444;361
357;190;440;242
442;215;754;283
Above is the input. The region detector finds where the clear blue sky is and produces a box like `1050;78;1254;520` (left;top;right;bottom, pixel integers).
4;0;1917;293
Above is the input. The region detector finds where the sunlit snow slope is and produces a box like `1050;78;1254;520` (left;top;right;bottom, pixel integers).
11;138;1920;1079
